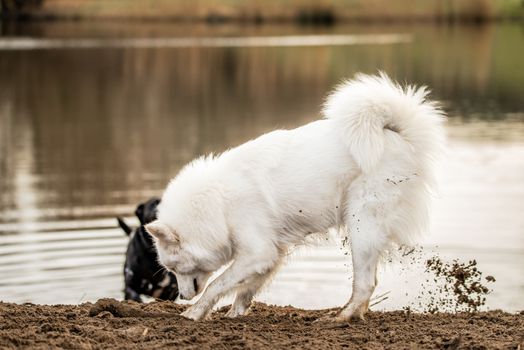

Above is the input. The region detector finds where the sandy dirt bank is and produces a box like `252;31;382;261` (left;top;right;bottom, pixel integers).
1;299;522;349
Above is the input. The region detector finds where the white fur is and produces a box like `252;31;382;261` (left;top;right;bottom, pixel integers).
146;73;445;321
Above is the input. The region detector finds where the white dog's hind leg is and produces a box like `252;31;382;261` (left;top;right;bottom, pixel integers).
337;180;396;321
338;223;382;321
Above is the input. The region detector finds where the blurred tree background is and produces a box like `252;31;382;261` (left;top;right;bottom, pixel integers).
1;0;523;22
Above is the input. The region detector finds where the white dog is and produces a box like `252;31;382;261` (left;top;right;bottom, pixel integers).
146;73;445;321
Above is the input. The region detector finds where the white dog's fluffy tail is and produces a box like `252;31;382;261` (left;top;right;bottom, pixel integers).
323;72;445;174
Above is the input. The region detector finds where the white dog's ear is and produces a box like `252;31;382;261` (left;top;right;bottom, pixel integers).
145;221;178;243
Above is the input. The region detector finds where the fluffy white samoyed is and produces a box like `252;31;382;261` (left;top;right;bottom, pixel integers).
146;73;445;321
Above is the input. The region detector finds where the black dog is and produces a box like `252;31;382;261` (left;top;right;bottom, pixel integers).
117;197;178;302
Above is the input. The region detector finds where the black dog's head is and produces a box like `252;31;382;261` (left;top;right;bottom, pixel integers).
117;197;178;302
134;197;161;226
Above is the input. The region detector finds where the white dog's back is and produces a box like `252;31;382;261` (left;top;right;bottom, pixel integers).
158;73;444;248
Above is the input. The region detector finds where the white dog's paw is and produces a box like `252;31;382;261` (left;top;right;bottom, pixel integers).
224;305;250;318
313;306;368;324
180;306;209;321
337;301;368;321
312;310;345;324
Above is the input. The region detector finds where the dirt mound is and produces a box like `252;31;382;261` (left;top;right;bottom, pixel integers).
0;300;522;349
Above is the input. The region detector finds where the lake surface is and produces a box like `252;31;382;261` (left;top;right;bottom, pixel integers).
0;22;523;311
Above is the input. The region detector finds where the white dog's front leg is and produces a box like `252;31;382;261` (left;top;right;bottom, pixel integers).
181;255;277;321
225;265;277;318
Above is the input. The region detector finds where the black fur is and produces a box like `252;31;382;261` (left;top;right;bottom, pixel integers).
117;217;132;236
117;197;178;302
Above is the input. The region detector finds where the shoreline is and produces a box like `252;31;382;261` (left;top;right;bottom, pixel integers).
1;299;522;349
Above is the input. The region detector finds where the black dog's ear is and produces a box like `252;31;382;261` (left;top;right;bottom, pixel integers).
117;217;132;236
135;203;145;226
151;198;161;215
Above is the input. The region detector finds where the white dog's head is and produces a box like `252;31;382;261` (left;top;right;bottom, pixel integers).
145;221;213;300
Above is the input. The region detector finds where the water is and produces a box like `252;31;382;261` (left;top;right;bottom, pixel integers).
0;22;523;311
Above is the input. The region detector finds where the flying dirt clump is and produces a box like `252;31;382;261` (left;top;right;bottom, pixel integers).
424;257;496;313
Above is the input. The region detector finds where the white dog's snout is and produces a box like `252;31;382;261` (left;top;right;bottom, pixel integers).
178;289;196;300
179;292;193;301
177;274;197;300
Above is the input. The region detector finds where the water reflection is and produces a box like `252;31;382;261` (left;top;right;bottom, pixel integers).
0;22;522;309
